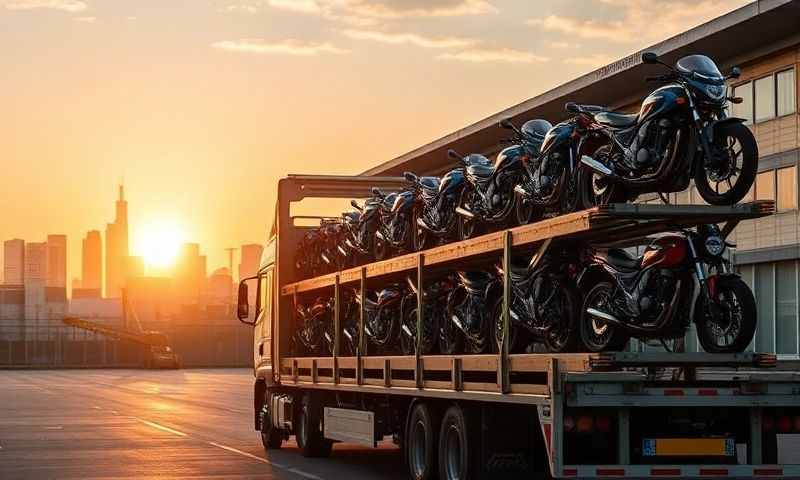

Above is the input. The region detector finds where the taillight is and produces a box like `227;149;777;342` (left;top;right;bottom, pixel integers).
777;416;793;433
576;415;594;433
564;415;576;432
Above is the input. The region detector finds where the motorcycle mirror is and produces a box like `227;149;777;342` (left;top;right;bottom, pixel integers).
447;149;462;161
728;66;741;79
403;171;418;183
371;186;382;197
499;118;514;130
641;52;658;64
350;199;362;210
565;102;579;114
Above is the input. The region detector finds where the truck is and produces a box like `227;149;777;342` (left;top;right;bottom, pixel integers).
235;174;800;479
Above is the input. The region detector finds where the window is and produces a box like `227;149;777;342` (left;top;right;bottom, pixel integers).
755;76;776;122
738;265;755;352
775;261;797;356
732;82;753;124
756;170;775;201
777;69;796;117
755;264;774;353
777;166;797;211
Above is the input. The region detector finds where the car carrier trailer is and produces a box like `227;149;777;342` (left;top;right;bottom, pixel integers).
237;175;800;479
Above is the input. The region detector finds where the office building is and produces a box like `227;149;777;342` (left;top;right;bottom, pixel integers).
46;234;67;289
3;239;24;285
106;185;129;298
81;230;102;291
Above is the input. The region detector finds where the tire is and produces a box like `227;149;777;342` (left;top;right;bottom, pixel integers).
438;404;479;480
373;234;389;261
406;403;440;480
440;295;465;355
296;393;332;458
695;276;757;353
694;122;758;206
458;189;479;241
490;297;529;354
412;209;428;252
579;282;629;352
260;398;284;450
578;167;628;210
542;283;580;353
515;195;535;226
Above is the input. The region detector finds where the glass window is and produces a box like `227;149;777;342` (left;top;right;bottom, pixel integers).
775;261;797;355
777;166;797;211
755;76;776;122
755;264;775;353
732;82;753;124
756;170;775;201
777;69;796;117
738;265;755;351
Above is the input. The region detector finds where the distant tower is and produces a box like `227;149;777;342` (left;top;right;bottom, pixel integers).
82;230;102;291
105;184;129;298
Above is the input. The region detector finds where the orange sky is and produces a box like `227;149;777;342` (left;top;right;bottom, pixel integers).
0;0;749;285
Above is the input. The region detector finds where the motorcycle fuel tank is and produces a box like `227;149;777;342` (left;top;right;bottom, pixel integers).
638;84;689;124
641;235;688;269
539;120;575;157
494;144;527;170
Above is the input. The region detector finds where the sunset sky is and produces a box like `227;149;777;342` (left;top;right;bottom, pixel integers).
1;0;749;284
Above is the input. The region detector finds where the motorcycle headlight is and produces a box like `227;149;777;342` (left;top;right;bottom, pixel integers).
705;236;725;256
703;83;726;102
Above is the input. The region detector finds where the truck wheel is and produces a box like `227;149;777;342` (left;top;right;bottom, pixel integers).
259;400;284;450
406;402;440;480
296;392;332;458
438;404;478;480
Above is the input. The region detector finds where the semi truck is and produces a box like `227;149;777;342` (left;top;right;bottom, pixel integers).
236;174;800;479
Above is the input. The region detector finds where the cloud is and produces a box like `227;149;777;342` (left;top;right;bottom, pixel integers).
265;0;496;21
73;15;95;22
3;0;86;12
439;47;548;64
549;41;579;49
341;29;476;48
527;0;747;45
266;0;320;14
211;38;349;55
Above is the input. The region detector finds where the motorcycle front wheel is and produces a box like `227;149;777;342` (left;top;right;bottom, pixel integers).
515;195;536;226
372;234;389;261
457;189;479;241
412;209;428;252
542;283;580;353
490;297;529;354
578;168;628;210
695;276;757;353
580;282;629;352
694;122;758;206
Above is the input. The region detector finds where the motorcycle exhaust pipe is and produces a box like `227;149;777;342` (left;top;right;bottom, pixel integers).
320;253;332;265
401;324;413;338
586;307;619;324
343;329;353;342
455;206;475;218
337;245;348;256
514;184;530;197
580;155;615;177
375;231;386;241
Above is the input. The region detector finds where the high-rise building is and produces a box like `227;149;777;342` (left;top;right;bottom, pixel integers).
82;230;102;291
24;242;47;321
175;243;206;304
3;239;24;285
105;185;129;298
239;243;263;281
46;234;67;288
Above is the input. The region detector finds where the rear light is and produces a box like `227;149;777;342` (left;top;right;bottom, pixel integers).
576;415;594;433
762;415;775;432
595;415;612;433
777;416;792;433
563;415;576;432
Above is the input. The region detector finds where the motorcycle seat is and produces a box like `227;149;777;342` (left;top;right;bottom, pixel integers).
457;271;494;291
419;176;440;191
598;248;641;271
593;111;638;128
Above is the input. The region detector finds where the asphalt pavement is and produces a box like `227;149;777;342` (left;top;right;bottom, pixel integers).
0;369;405;480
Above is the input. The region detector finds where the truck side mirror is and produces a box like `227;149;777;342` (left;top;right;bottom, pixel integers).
237;281;251;323
641;52;658;64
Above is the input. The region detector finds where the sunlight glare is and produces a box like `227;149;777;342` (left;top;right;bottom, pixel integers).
135;220;185;270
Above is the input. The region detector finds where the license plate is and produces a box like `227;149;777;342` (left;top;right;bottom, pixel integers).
642;438;735;457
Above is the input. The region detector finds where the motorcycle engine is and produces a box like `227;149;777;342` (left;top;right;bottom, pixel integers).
630;118;673;171
637;269;676;322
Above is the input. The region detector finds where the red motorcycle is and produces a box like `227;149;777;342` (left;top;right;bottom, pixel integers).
577;224;756;353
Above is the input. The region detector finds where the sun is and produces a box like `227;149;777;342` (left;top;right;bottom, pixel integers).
134;220;185;270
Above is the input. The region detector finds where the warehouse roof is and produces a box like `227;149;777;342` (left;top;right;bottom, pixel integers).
362;0;800;177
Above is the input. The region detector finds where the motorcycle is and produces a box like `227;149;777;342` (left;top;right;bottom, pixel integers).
443;271;498;354
373;185;416;260
294;297;333;356
452;118;554;240
359;284;405;353
343;192;383;264
399;277;452;355
295;228;322;279
492;248;581;353
323;288;360;356
403;169;464;251
576;52;757;207
577;224;757;353
318;218;349;273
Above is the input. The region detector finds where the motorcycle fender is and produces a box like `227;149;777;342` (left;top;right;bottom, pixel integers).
703;117;747;143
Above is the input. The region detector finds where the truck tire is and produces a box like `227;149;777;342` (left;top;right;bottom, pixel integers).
259;399;284;450
438;404;479;480
406;402;440;480
296;392;332;458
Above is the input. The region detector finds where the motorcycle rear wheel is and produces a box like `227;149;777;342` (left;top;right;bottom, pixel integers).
695;276;756;353
580;282;629;352
490;297;530;354
694;122;758;206
542;283;580;353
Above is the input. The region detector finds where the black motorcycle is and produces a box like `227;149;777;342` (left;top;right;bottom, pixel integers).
295;228;322;279
576;52;757;207
442;271;498;354
403;170;464;251
323;288;360;356
359;284;405;353
492;249;581;353
294;297;333;356
399;277;452;355
318;219;348;273
578;224;757;353
344;193;382;264
372;185;417;260
452;118;553;240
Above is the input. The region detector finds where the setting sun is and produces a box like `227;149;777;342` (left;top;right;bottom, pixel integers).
134;220;186;270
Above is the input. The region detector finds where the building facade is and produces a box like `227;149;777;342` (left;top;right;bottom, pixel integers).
3;238;24;285
81;230;102;292
46;234;67;289
106;185;129;298
363;0;800;357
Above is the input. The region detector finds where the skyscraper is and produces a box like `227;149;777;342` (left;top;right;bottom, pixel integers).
24;242;47;321
105;185;128;298
46;234;67;288
82;230;102;291
3;239;24;285
175;243;206;303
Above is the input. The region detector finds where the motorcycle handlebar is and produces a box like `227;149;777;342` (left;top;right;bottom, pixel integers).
447;149;463;161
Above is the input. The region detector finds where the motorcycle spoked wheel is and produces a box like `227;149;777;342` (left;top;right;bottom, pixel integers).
578;167;628;210
367;308;400;354
372;234;390;262
412;209;428;252
694;276;757;353
580;282;629;352
542;283;581;353
457;189;480;241
490;297;530;354
694;122;758;206
400;303;439;355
